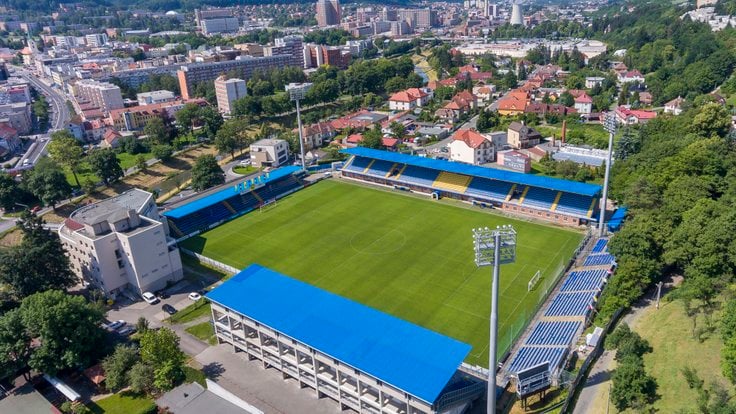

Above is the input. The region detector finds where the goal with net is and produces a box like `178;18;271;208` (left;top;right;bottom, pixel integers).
528;270;541;292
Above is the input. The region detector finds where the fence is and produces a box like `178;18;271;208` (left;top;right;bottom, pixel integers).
180;248;240;276
559;307;625;414
497;228;593;363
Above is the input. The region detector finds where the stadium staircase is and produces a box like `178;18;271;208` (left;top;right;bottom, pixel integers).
434;377;486;412
362;159;375;174
517;186;530;204
587;198;598;218
385;163;398;178
393;164;409;179
505;184;517;202
366;159;394;177
167;220;184;238
550;192;563;211
222;200;237;214
252;190;264;203
433;172;472;193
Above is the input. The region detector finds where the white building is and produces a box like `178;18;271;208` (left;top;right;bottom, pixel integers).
75;79;124;113
136;90;177;105
664;96;685;116
573;92;593;115
250;138;290;168
58;189;183;298
85;33;108;47
214;76;247;115
201;17;240;35
387;88;431;111
448;129;495;165
584;77;605;89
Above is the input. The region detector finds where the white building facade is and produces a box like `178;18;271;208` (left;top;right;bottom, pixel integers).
214;76;247;115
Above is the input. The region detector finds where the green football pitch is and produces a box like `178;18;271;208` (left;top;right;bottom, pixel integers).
182;179;583;367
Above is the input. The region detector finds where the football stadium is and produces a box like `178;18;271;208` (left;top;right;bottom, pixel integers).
163;148;612;413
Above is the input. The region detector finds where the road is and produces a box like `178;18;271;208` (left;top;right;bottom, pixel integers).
18;69;71;131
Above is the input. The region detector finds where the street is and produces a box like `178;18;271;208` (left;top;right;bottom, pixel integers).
18;69;71;131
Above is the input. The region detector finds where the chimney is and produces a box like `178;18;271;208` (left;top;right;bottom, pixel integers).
561;120;567;145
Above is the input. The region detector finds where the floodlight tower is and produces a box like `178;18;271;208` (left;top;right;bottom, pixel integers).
599;112;616;236
286;82;313;171
473;225;517;414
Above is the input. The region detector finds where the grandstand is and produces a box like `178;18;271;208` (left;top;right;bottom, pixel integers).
504;237;616;381
341;148;602;226
162;166;305;239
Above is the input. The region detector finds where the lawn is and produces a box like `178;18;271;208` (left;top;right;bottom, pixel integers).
183;365;207;387
182;180;583;366
186;321;216;344
631;297;728;413
536;123;610;149
169;300;211;324
232;165;259;175
116;151;153;170
88;392;156;414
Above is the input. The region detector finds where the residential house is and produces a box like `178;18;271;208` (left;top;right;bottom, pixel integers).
618;70;645;84
585;77;605;89
497;89;529;116
507;122;542;149
573;92;593;114
388;88;431;111
473;85;495;102
664;96;685;115
435;90;478;122
101;129;122;148
448;129;495;165
524;103;576;117
639;91;653;106
0;123;19;158
614;106;657;125
297;122;336;150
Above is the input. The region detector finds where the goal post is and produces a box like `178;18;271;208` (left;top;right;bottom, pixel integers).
259;199;277;213
528;270;542;292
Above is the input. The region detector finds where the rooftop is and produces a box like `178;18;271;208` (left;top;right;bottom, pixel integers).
156;383;248;414
342;147;602;196
206;264;471;404
71;188;152;226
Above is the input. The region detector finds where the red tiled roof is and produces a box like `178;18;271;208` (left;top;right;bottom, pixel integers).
346;134;363;143
382;137;398;147
64;218;84;231
574;92;593;103
452;129;487;149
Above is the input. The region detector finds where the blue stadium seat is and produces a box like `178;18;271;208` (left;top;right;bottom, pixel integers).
559;269;608;292
507;346;568;375
522;187;558;210
583;253;615;267
525;321;582;346
556;193;595;217
345;156;371;173
399;166;439;188
592;239;608;253
543;291;597;317
465;178;514;202
365;160;394;177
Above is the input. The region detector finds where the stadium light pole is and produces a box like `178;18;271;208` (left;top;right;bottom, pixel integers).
473;225;517;414
599;112;616;237
286;82;313;171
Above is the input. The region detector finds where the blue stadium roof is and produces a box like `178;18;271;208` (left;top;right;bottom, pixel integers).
206;264;471;404
163;166;301;219
342;147;602;197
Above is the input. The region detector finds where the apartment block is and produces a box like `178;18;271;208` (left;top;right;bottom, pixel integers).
58;189;183;298
177;55;292;100
75;79;124;113
214;76;247;115
201;17;240;35
266;36;304;68
316;0;341;27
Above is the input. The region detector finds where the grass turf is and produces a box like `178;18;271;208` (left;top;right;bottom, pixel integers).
182;179;583;366
88;392;156;414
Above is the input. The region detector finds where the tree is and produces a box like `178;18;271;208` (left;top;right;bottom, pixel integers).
19;290;105;375
143;117;169;145
0;173;21;211
691;102;731;138
611;355;657;410
558;92;575;107
135;155;147;172
214;130;239;160
47;131;84;187
190;155;224;191
476;110;500;132
129;362;155;394
87;148;124;186
722;300;736;341
175;103;201;131
389;122;406;140
359;126;383;149
217;118;252;156
139;327;185;392
0;213;76;299
23;158;71;209
151;144;174;162
101;344;140;392
0;309;31;380
199;106;224;139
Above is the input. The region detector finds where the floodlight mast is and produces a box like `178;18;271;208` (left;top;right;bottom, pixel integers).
473;225;516;414
286;83;313;171
599;113;616;237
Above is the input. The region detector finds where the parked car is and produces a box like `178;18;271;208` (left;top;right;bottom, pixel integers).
156;290;170;299
106;320;126;331
118;326;136;336
162;304;177;315
188;292;202;301
142;292;159;304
